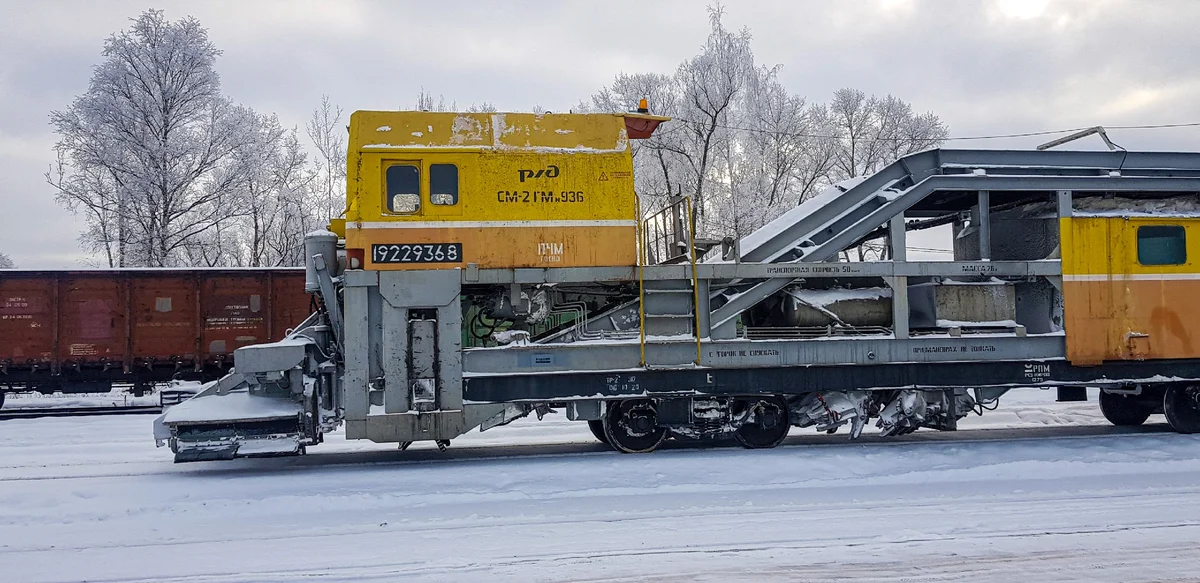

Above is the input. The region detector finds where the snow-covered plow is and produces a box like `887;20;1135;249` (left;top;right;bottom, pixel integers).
154;234;344;462
153;315;342;462
154;109;1200;462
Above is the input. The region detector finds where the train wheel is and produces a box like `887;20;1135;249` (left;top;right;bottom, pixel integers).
603;400;667;453
734;396;790;449
1164;385;1200;434
587;419;611;446
1099;391;1152;427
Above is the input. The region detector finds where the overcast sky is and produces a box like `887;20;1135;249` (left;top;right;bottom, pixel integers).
2;0;1199;268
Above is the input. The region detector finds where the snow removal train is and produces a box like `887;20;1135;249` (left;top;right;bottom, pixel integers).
154;106;1200;461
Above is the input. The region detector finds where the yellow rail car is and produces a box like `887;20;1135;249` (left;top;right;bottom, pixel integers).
339;110;667;270
1062;215;1200;365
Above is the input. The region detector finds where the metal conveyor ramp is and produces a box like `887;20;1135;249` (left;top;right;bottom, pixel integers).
705;148;1200;333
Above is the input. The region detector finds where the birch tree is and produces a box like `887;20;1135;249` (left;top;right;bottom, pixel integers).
672;5;754;235
828;88;948;180
47;9;247;267
229;113;315;267
306;95;347;225
587;5;948;244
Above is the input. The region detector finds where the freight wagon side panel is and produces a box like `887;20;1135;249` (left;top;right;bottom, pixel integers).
130;275;198;367
200;276;271;361
58;276;126;364
269;273;311;340
0;275;55;368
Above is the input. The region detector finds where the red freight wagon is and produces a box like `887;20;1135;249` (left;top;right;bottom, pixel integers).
0;269;311;405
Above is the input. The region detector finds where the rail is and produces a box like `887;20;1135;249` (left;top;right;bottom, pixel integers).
642;196;691;265
0;405;164;420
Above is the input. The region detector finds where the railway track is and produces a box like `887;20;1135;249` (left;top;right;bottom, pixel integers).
0;405;163;420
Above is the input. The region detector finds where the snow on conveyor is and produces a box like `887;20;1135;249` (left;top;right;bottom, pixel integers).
3;389;1200;583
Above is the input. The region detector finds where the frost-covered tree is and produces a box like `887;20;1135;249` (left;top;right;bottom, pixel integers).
187;112;316;267
672;5;754;233
47;9;248;267
587;5;948;243
413;89;497;113
0;252;14;269
828;88;948;180
307;95;346;225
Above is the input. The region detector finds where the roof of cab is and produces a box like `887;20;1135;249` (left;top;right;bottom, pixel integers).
349;110;667;153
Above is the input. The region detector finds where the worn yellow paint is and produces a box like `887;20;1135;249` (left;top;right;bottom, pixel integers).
326;218;346;238
1061;216;1200;364
343;110;664;269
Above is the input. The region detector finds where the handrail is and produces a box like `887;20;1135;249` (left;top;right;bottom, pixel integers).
685;198;702;365
636;195;647;367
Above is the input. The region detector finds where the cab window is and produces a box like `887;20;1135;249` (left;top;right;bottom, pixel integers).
430;164;459;205
1137;225;1186;265
386;164;420;213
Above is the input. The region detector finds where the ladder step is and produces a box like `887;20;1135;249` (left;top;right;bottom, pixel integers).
647;313;694;319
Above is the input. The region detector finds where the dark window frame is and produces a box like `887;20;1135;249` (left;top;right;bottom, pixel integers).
1136;224;1187;266
429;163;459;206
385;164;421;214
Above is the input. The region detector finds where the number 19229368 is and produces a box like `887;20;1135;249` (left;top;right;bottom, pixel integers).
372;243;462;264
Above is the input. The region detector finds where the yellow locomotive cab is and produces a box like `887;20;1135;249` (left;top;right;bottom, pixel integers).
343;110;668;270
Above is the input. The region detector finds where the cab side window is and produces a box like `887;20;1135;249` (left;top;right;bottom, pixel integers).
386;164;420;213
1137;225;1187;265
430;164;459;206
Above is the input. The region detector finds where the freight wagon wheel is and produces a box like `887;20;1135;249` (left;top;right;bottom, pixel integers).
1163;385;1200;434
734;396;790;449
603;400;667;453
1098;391;1153;427
587;420;611;446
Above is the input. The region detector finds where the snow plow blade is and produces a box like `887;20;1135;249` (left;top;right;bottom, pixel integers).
169;417;308;463
156;386;309;463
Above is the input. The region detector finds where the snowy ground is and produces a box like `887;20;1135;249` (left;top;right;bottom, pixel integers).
3;388;1200;583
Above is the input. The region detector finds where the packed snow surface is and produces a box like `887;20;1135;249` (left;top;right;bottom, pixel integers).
4;389;1200;582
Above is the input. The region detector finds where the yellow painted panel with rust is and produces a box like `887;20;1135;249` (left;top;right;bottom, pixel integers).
1061;216;1200;364
344;111;644;269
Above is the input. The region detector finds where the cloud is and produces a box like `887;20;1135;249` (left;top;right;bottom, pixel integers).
1;0;1199;266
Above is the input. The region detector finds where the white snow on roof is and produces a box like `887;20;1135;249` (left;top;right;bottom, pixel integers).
1073;196;1200;217
1018;196;1200;219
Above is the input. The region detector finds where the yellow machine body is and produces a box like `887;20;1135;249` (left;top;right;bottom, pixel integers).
1062;215;1200;365
343;110;666;270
